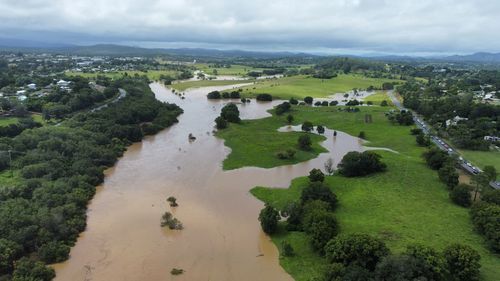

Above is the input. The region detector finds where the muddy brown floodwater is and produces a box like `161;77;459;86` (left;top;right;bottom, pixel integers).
53;82;375;281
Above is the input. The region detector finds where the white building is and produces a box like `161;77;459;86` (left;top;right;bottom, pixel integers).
484;136;500;142
446;116;468;127
56;80;71;87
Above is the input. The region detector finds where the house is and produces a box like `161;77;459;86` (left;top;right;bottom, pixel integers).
484;136;500;142
445;116;468;127
56;80;71;87
27;83;37;90
16;90;26;95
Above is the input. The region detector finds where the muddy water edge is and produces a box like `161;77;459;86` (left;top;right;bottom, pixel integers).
53;82;369;281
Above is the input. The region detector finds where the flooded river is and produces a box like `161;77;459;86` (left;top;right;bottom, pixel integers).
53;82;372;281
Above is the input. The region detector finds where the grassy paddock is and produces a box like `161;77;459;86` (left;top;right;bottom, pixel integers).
233;74;403;99
215;105;499;280
170;79;251;92
363;91;393;106
194;63;267;76
0;117;19;126
216;114;327;170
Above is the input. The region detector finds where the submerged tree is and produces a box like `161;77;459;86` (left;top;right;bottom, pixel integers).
167;196;178;207
324;158;335;175
259;204;280;234
161;212;183;230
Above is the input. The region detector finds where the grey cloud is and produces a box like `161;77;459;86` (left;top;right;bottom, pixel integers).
0;0;499;54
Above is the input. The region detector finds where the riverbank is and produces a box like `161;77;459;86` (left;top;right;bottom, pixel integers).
241;106;500;280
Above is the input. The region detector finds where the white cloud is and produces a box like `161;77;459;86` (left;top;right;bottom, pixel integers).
0;0;498;53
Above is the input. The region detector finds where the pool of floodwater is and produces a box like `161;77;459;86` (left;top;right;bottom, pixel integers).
53;82;376;281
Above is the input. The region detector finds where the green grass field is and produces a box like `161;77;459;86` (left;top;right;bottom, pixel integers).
194;63;267;76
458;149;500;171
170;79;251;91
232;74;403;99
364;91;393;106
216;115;327;170
66;70;180;80
0;117;19;126
216;105;499;280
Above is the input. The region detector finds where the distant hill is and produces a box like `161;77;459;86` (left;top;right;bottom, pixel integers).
0;41;315;59
0;37;73;49
445;52;500;63
60;44;315;59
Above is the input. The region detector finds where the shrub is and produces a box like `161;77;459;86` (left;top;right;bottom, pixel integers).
450;184;472;207
161;212;183;230
281;241;295;257
301;121;313;132
275;102;291;115
289;98;298;105
286;114;294;124
0;239;22;274
416;133;431;146
215;116;228;129
325;234;390;271
38;241;70;263
12;258;55;281
381;100;388;106
358;131;366;139
308;168;325;182
302;201;338;251
229;91;240;99
438;163;459;189
167;196;178;207
366;101;373;105
170;268;184;275
207;90;221;99
220;103;240;123
301;181;337;209
346;99;359;106
410;128;423;135
316;125;325;134
298;135;312;150
443;244;481;281
422;148;449;170
470;202;500;252
304;96;313;104
404;244;444;280
276;149;296;160
481;189;500;205
338;151;386;177
256;93;273;101
259;204;280;234
324;263;346;281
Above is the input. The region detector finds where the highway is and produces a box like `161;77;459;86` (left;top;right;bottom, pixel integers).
387;91;499;190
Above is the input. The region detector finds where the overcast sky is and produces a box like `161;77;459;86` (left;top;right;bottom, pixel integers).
0;0;498;55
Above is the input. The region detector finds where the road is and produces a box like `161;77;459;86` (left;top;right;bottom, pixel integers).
55;88;127;126
387;91;499;190
90;88;127;112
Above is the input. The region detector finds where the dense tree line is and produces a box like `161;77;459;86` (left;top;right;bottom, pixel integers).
0;77;182;279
